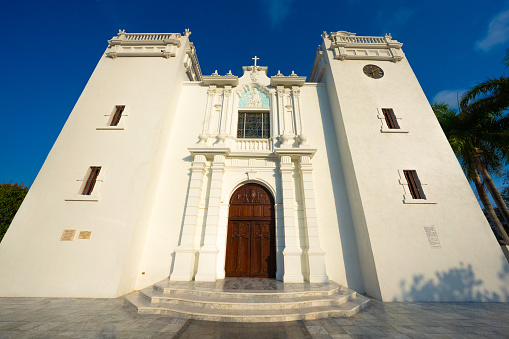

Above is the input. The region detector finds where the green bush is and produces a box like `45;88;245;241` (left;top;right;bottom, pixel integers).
0;183;29;242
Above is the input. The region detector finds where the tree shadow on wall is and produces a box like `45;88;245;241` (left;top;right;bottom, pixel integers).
396;259;509;302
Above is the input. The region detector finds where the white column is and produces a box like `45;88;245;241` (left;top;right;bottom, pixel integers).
170;154;206;281
275;202;284;281
280;155;304;282
277;86;286;136
292;86;304;136
200;86;216;143
228;94;240;137
220;86;232;136
284;88;294;136
195;154;226;281
219;86;232;148
299;155;328;283
270;89;277;150
211;89;223;136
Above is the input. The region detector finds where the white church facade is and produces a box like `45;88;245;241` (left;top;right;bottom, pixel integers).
1;30;508;302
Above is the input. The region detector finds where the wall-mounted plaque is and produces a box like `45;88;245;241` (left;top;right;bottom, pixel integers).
424;226;441;249
60;229;76;241
78;231;92;240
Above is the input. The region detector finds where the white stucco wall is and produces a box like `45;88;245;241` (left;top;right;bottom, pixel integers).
322;36;509;301
0;35;192;298
298;84;364;291
2;30;507;302
134;79;364;292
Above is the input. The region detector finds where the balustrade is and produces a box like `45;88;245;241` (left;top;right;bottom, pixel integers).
336;36;385;44
124;33;177;41
235;139;272;151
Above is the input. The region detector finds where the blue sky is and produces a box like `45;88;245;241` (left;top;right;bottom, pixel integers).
1;0;509;189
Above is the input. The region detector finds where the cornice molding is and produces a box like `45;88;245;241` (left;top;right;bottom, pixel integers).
184;41;203;81
202;74;239;87
270;71;306;87
309;45;327;83
188;147;230;157
274;148;317;159
105;30;183;59
325;31;404;63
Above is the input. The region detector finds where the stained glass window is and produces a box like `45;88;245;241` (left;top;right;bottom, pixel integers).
237;113;270;139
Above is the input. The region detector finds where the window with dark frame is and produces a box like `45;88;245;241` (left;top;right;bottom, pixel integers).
82;167;101;195
237;112;270;139
403;170;425;199
110;105;125;126
382;108;399;129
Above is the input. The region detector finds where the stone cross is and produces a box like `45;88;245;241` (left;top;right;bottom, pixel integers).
252;56;259;67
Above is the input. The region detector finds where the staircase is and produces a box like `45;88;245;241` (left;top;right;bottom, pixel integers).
125;278;369;322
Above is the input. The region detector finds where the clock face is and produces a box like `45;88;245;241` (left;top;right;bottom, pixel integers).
363;64;384;79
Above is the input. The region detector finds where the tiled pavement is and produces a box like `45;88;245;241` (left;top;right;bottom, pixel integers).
0;296;509;338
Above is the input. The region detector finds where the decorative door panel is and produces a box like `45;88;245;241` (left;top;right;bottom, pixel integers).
226;221;250;276
229;205;241;218
263;205;271;217
225;183;275;278
250;221;274;277
241;205;253;217
253;205;263;217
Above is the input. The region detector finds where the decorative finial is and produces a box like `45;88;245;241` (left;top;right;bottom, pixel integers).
184;28;191;36
276;70;283;77
118;29;126;35
252;56;259;67
226;70;233;76
290;70;297;77
212;70;219;76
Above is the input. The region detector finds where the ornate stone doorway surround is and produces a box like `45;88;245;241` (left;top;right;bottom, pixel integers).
170;147;329;284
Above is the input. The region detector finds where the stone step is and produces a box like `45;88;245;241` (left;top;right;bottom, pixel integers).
125;293;370;322
125;279;370;322
139;287;354;310
153;280;341;299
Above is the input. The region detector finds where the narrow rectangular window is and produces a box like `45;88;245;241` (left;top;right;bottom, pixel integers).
403;170;425;199
382;108;399;129
82;167;101;195
110;105;125;126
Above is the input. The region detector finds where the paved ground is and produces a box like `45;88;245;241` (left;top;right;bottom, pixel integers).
0;296;508;338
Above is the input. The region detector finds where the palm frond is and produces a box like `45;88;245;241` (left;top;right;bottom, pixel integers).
460;76;509;113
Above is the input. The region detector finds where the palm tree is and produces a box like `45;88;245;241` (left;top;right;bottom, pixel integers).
432;102;509;244
502;170;509;206
459;49;509;228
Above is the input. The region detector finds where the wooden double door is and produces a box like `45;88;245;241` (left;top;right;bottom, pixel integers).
225;183;276;278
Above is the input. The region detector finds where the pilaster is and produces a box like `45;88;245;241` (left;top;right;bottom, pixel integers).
299;155;328;283
222;86;233;137
279;155;304;283
270;89;277;148
292;87;303;136
170;154;207;281
195;154;226;281
212;88;223;136
284;88;294;136
276;86;287;140
200;86;216;143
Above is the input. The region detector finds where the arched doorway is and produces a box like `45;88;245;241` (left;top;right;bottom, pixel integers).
225;183;276;278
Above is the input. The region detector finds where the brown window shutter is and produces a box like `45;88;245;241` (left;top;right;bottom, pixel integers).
110;106;125;126
403;170;424;199
82;167;101;195
382;108;399;129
